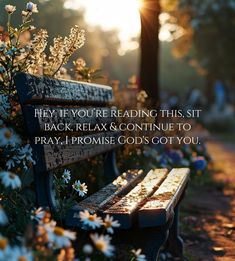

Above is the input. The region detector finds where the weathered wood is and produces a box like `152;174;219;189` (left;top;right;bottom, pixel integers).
15;73;113;105
104;169;168;229
32;131;122;172
22;105;116;136
166;205;184;258
65;169;144;226
138;168;189;227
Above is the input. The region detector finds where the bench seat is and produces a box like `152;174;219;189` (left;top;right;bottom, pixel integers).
66;168;189;229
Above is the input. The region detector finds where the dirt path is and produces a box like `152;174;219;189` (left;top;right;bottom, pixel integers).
182;140;235;261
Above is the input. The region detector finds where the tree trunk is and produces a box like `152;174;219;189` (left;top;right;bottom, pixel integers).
140;0;161;109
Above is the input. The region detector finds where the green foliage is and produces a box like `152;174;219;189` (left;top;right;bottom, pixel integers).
172;0;235;84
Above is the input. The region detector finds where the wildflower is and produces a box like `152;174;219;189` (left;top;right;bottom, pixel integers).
0;128;21;147
0;206;8;225
5;5;16;14
0;235;10;260
22;10;28;16
0;95;10;119
30;207;45;222
103;215;120;234
26;29;48;74
8;246;33;261
83;244;93;255
131;249;147;261
26;2;38;13
192;156;207;171
72;180;88;197
29;25;36;31
137;90;148;103
6;157;18;170
18;144;36;165
74;58;86;70
45;221;76;248
0;171;21;189
167;150;183;165
62;169;71;183
79;210;103;229
90;233;114;257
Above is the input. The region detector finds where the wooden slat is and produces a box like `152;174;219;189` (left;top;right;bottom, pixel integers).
15;73;113;105
104;169;168;229
32;131;122;172
138;168;190;228
65;169;144;226
22;105;116;136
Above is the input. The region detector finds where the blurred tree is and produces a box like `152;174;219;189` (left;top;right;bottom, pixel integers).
167;0;235;102
140;0;161;109
0;0;138;84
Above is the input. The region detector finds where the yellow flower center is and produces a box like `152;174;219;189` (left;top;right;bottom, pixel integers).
18;256;27;261
54;226;64;236
95;241;105;251
88;215;95;222
4;131;12;139
9;173;16;179
0;239;8;250
104;221;112;228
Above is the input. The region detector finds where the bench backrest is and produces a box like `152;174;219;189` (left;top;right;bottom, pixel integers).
15;73;121;207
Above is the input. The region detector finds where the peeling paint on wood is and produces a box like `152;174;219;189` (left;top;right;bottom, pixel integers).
34;131;122;171
15;73;113;105
138;168;190;227
104;169;168;228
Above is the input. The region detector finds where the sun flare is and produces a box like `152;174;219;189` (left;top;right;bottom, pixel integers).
65;0;173;54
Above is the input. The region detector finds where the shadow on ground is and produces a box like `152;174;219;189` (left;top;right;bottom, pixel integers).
180;140;235;261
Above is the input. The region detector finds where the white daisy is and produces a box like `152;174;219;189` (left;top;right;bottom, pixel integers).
0;171;21;189
0;206;8;225
30;207;45;222
7;246;33;261
44;221;76;249
90;233;114;257
0;128;21;147
79;210;103;229
0;235;10;260
131;248;147;261
103;215;120;234
72;180;88;197
62;169;71;183
5;5;16;14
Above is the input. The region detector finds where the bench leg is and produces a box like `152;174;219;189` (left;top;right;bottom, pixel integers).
141;227;170;261
114;221;172;261
165;205;184;258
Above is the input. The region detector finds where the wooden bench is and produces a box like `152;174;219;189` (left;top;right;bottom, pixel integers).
15;72;190;261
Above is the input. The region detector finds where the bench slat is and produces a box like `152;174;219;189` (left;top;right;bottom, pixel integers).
22;105;116;136
33;131;122;172
104;169;168;229
65;169;144;226
15;73;113;105
138;168;189;227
